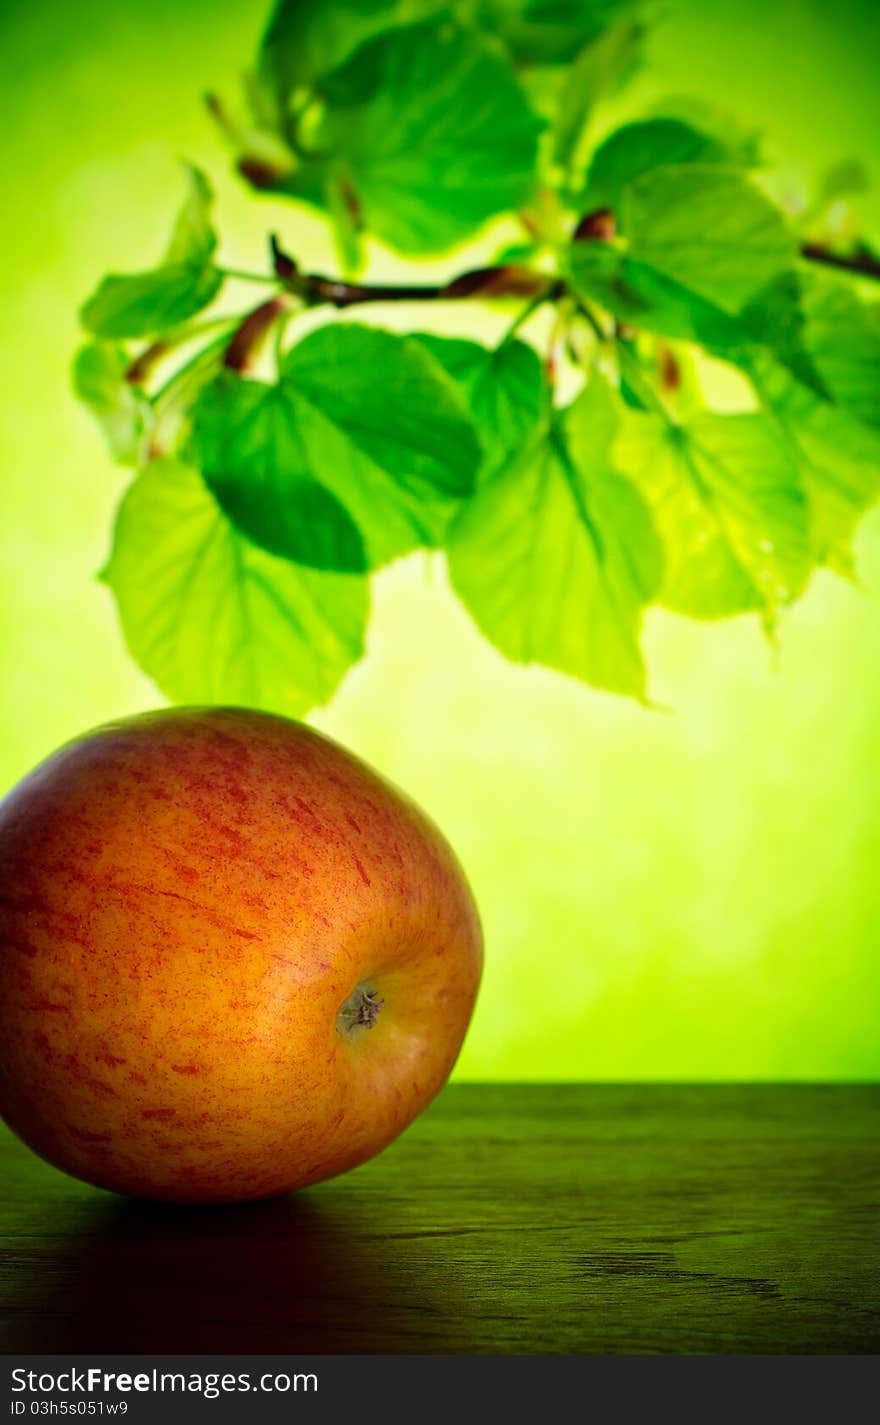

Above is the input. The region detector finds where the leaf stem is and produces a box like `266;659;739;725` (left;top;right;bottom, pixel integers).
150;330;234;405
574;298;607;343
500;291;552;345
615;338;671;421
218;266;283;286
273;309;293;375
546;298;574;386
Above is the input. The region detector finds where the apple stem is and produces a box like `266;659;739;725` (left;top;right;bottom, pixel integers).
338;984;384;1035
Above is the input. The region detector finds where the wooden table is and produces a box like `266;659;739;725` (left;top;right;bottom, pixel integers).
1;1085;878;1354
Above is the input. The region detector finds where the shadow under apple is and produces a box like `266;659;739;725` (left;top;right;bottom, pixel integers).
2;1186;459;1353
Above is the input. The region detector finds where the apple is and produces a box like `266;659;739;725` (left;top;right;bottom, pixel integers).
0;707;482;1202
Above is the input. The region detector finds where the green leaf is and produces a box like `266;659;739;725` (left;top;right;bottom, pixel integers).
475;0;645;66
570;249;826;393
408;334;549;482
81;266;222;344
552;23;644;174
81;168;223;339
569;167;797;347
801;275;880;430
284;323;480;555
491;239;542;265
72;342;152;465
448;375;661;698
614;409;812;620
642;96;762;166
569;241;744;345
259;0;441;97
323;171;365;275
299;23;543;254
164;166;218;268
621;165;796;315
738;272;830;398
103;459;367;714
813;159;869;210
580;118;734;212
194;324;480;570
751;356;880;575
192;374;367;573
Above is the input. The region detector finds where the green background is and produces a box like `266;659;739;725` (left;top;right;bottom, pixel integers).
1;0;878;1079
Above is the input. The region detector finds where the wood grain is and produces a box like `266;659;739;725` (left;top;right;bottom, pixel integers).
1;1085;878;1354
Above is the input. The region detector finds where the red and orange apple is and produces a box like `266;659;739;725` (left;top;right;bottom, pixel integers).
0;708;482;1202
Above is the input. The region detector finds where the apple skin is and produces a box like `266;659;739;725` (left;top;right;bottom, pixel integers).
0;708;482;1203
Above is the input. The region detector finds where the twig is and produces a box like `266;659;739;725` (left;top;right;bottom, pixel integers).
269;235;551;308
800;242;880;282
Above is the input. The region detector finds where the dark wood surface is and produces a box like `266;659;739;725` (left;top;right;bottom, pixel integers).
1;1085;878;1355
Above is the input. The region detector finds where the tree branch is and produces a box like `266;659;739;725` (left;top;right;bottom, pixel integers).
800;241;880;282
264;231;880;322
209;228;880;386
270;234;553;307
